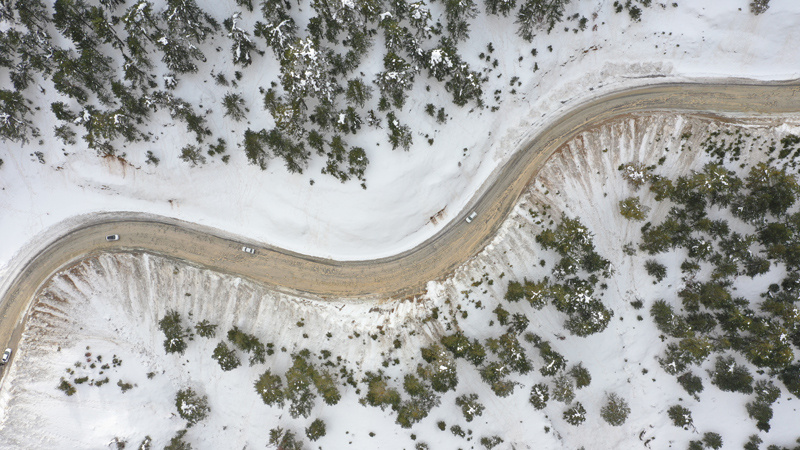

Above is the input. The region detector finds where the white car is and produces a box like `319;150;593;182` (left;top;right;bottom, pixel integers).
1;348;11;364
106;234;120;241
241;246;256;255
465;211;478;223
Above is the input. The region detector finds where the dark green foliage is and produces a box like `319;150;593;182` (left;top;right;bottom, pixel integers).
312;366;341;406
268;427;303;450
306;419;326;441
551;373;574;403
485;0;517;16
180;144;207;166
480;436;504;449
702;432;723;450
254;370;284;407
535;339;566;376
746;380;781;431
158;310;188;355
600;393;630;426
362;371;401;410
744;434;762;450
650;300;689;337
284;353;317;418
194;320;217;338
709;356;753;394
508;313;530;335
667;404;693;429
480;361;515;397
441;332;486;366
505;280;525;302
57;378;76;396
687;441;703;450
677;371;703;398
746;400;773;432
644;260;667;282
212;342;241;371
486;332;532;374
516;0;571;39
734;163;798;222
455;393;485;422
493;304;510;325
570;363;591;388
536;214;610;277
386;112;413;151
222;92;246;121
619;196;649;221
529;382;549;409
749;0;770;15
175;388;210;427
562;401;586;425
779;364;800;397
227;326;266;365
0;89;37;143
396;379;440;429
418;344;458;392
243;128;270;169
164;430;191;450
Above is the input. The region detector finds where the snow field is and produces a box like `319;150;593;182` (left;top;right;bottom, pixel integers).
4;112;800;448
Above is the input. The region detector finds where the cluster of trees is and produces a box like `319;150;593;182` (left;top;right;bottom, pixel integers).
359;342;457;428
0;0;656;184
501;214;614;336
621;157;800;433
254;349;340;419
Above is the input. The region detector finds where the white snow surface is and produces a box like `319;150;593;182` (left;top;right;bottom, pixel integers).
2;113;800;449
1;1;800;268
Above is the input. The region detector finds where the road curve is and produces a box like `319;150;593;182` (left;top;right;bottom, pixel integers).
1;79;800;365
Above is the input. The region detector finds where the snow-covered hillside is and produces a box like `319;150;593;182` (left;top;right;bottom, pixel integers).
3;112;800;449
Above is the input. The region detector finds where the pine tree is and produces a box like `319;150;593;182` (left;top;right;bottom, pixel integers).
362;371;401;410
455;393;485;422
175;388;210;427
0;89;37;143
484;0;517;17
243;128;269;169
709;356;753;394
563;402;586;425
619;196;649;220
222;92;246;121
284;353;317;418
268;427;303;450
600;393;630;426
254;369;284;406
212;342;241;371
158;310;188;355
667;404;693;429
306;419;326;441
529;383;549;409
224;13;260;67
386;112;413;151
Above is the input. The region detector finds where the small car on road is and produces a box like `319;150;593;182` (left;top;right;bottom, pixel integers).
242;246;256;255
106;234;120;241
1;348;11;364
465;211;478;223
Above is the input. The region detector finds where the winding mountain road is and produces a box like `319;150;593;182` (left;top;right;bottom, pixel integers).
1;79;799;375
